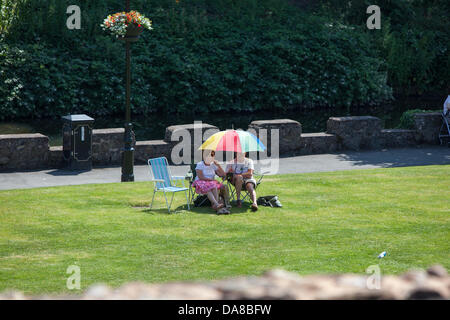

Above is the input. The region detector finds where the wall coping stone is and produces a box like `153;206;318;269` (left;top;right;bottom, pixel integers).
249;119;301;126
93;128;124;134
0;133;48;140
165;123;217;131
301;132;336;138
164;123;218;143
136;140;170;146
381;129;416;133
328;116;380;122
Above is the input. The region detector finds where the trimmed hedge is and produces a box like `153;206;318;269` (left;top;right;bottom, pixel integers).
397;109;441;129
0;2;393;120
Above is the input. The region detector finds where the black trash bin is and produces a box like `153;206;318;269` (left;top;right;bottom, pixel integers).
62;114;94;170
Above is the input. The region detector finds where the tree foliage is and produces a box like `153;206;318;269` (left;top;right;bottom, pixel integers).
0;0;447;120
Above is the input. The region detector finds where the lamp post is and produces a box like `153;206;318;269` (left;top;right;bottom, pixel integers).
121;0;135;182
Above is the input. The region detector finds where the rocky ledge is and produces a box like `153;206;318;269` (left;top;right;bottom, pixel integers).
1;265;448;300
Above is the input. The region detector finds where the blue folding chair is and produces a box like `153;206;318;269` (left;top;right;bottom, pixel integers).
148;157;190;212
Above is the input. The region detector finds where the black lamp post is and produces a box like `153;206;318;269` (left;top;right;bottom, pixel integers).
121;0;135;182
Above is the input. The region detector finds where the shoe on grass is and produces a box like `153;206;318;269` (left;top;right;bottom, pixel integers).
217;207;230;215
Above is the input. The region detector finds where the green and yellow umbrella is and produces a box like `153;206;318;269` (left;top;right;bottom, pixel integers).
198;130;266;152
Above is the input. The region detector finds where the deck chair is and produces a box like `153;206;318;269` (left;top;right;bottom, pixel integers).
227;171;265;203
148;157;190;212
439;112;450;146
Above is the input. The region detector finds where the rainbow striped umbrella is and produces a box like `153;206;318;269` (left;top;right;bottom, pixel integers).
199;130;266;152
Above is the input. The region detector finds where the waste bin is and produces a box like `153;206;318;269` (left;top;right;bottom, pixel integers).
62;114;94;170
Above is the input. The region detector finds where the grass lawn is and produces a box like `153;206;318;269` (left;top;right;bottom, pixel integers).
0;165;449;294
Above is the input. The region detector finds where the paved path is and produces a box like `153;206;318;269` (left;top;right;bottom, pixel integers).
0;146;448;191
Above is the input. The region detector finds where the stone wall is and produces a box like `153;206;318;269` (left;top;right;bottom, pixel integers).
0;134;49;171
248;119;302;155
48;146;64;168
299;132;338;155
0;112;444;172
1;265;447;300
327;116;383;150
164;123;219;162
380;129;417;148
92;128;124;166
413;112;441;144
135;140;171;165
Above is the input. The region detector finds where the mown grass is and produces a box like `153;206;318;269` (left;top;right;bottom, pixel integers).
0;165;449;294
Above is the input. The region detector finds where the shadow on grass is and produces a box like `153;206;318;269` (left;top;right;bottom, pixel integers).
137;201;255;215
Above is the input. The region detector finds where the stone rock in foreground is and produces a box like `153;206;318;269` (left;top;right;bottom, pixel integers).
1;265;448;300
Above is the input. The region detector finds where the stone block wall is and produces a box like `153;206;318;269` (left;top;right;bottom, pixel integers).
164;123;219;162
327;116;383;150
299;133;338;155
413;112;441;144
380;129;417;148
248;119;302;155
135;140;172;165
0;134;49;171
92;128;124;166
0;112;444;172
48;146;64;168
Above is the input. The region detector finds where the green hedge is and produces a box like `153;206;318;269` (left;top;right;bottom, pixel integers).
2;0;448;121
313;0;450;95
397;109;441;129
0;1;394;120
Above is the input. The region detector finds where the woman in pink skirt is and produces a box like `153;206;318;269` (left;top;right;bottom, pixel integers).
192;150;226;211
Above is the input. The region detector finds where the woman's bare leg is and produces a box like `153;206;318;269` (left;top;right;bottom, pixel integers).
220;185;231;207
246;183;257;205
212;188;219;201
206;191;219;207
233;175;244;200
246;183;258;211
209;188;223;210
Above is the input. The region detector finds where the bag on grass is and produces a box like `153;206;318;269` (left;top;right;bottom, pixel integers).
194;194;211;207
257;195;282;208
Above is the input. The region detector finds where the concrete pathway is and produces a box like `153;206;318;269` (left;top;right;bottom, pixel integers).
0;146;448;191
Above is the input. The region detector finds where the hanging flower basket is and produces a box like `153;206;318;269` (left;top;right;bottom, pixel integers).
101;11;152;41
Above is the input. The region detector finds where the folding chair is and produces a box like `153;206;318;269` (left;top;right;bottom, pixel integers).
227;171;264;203
187;163;209;207
148;157;190;212
439;112;450;146
187;162;232;207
